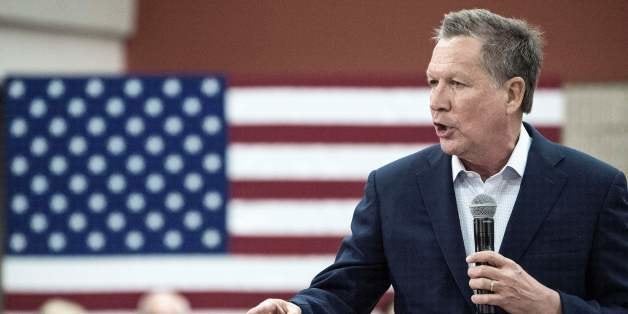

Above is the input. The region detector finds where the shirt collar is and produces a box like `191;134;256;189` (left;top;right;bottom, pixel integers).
451;124;532;181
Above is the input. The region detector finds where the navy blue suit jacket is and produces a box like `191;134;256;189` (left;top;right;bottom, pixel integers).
291;123;628;313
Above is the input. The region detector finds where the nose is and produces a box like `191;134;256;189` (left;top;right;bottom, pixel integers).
429;82;451;112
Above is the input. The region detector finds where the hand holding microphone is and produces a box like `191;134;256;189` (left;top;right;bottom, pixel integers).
467;194;561;314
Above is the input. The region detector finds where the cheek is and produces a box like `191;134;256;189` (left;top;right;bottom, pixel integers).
455;107;483;132
456;95;503;129
452;107;495;145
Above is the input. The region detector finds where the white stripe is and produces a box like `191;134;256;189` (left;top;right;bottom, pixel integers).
229;199;357;236
227;87;430;125
525;89;565;125
227;87;563;125
3;255;334;292
228;143;425;180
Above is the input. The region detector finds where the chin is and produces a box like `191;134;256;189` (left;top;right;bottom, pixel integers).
439;142;458;156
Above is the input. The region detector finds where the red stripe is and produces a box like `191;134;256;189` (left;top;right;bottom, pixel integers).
231;180;365;199
230;125;561;144
5;291;393;310
538;125;561;142
230;235;344;255
229;73;562;88
231;125;439;143
4;291;293;310
230;73;427;87
537;76;562;88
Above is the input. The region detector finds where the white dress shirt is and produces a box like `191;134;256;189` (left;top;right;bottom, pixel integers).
452;124;532;256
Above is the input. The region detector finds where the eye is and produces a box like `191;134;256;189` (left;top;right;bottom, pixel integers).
450;80;465;88
427;79;438;88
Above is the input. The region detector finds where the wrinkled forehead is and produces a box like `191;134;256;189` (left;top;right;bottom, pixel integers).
426;36;485;76
431;37;484;66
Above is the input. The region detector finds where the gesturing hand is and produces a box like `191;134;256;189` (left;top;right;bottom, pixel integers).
247;298;302;314
467;251;561;314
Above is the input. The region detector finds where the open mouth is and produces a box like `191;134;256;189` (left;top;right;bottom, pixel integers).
433;122;452;137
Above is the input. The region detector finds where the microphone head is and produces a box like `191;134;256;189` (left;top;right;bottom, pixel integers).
469;194;497;218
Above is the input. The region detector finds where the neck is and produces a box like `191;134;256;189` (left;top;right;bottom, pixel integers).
461;155;511;181
461;122;522;181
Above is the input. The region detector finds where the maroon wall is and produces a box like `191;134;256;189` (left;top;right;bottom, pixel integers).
127;1;628;83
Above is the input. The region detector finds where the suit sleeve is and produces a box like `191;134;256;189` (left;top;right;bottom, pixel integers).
560;172;628;313
290;171;390;313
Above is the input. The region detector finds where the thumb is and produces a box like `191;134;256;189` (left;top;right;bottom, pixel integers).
247;299;301;314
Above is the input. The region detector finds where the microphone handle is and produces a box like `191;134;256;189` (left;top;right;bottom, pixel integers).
474;218;496;314
474;218;494;252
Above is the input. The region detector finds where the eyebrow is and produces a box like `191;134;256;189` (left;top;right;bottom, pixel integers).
425;70;438;78
426;69;470;80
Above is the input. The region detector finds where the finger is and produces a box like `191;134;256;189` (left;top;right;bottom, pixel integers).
246;303;270;314
271;299;301;314
469;278;498;292
285;301;302;314
467;264;502;280
469;278;495;291
466;251;511;267
471;293;502;306
247;299;286;314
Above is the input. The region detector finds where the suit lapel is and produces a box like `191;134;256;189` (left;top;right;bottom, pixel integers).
416;149;474;310
499;124;567;261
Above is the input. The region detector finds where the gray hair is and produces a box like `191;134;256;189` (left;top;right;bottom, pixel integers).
434;9;544;113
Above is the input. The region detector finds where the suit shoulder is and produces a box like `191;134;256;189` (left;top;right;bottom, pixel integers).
551;142;624;181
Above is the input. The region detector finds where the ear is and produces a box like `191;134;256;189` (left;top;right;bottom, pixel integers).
504;77;525;114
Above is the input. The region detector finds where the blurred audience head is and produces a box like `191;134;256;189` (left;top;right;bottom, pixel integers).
39;298;86;314
137;290;191;314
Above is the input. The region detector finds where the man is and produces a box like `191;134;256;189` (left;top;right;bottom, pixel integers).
248;9;628;314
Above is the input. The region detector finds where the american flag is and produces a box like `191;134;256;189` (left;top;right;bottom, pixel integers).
2;75;564;313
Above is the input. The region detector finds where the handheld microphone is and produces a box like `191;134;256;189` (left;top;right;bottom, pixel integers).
469;194;497;314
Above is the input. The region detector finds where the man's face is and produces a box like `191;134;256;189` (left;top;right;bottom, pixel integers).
426;36;510;162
